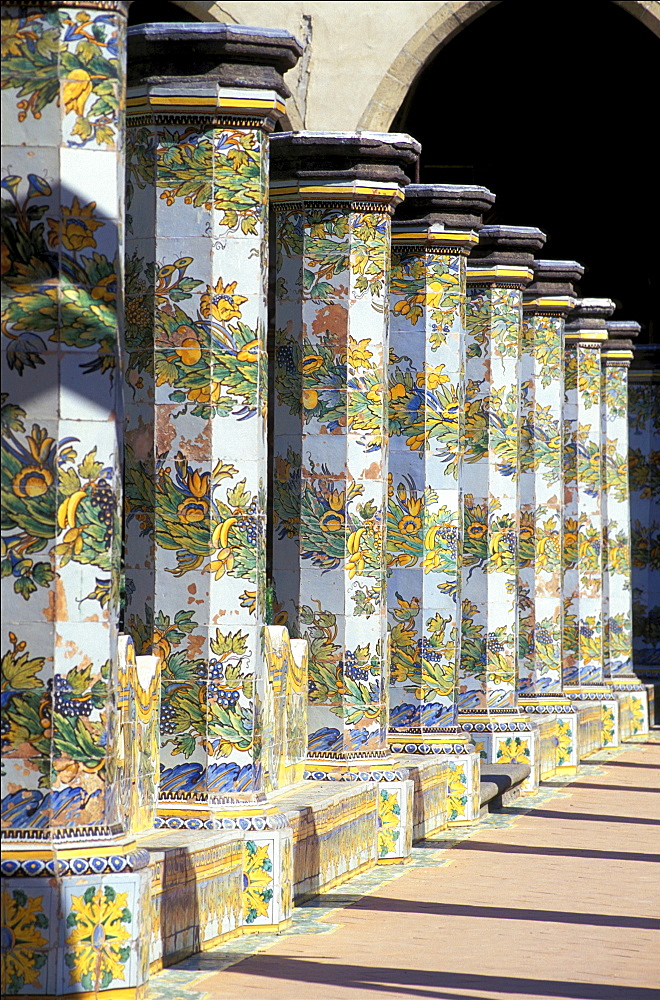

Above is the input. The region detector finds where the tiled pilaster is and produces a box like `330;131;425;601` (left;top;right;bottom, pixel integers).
270;131;418;766
517;261;583;774
458;226;546;788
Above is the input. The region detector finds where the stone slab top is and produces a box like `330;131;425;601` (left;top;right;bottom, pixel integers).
469;224;546;267
127;20;302;94
531;259;585;282
606;319;641;338
270;130;420;187
565;297;616;336
523;259;584;309
393;182;496;230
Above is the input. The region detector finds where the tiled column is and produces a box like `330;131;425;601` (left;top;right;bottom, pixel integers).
1;4;153;996
517;261;583;775
602;321;649;736
458;226;546;789
628;346;660;711
270;132;417;768
562;299;619;752
122;24;302;932
386;184;495;820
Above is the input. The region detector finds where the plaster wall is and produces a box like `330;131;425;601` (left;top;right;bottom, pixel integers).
177;1;660;131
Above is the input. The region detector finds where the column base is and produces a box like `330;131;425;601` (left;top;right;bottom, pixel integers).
153;801;293;935
388;730;480;825
1;838;151;998
518;695;580;775
458;711;541;793
605;676;650;738
303;756;414;863
564;685;620;755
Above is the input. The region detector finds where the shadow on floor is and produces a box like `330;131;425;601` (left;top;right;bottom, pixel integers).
221;954;660;1000
594;760;658;769
542;781;657;793
419;839;660;864
492;807;660;826
293;895;660;930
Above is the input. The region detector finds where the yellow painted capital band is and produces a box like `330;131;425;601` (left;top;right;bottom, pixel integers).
269;178;405;206
466;264;534;285
126;91;285;119
603;350;634;360
565;330;608;342
392;228;479;250
524;296;575;312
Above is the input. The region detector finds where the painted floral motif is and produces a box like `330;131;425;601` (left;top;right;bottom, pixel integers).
519;393;562;484
127;125;264;235
390;251;463;349
463;381;520;479
388;593;456;701
446;762;467;822
128;454;263;580
604;612;632;665
2;174;118;376
601;705;616;747
276;208;389;304
601;443;629;503
275;326;385;452
388;356;460;469
2;398;118;605
377;788;401;857
1;888;49;994
460;600;515;693
124;255;264;421
630;695;646;735
577;516;602;592
465;287;520;360
554;718;574;768
565;348;600;407
518;611;561;684
65;885;131;990
564;425;601;498
629;447;660;499
2;629;110;781
463;495;517;579
518;507;561;577
299;604;381;724
387;477;458;581
129;610;253;763
604;524;631;579
521;315;562;387
243;840;273;924
2;9;123;146
278;465;382;578
628;384;660;434
496;736;530;764
602;367;628;421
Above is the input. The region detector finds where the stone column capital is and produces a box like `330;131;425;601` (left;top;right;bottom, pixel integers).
391;183;495;255
523;259;584;316
602;319;640;362
467;225;546;288
127;22;302;127
270;130;420;210
565;298;616;344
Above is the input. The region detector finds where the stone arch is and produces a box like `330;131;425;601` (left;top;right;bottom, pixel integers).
358;0;660;132
172;2;238;21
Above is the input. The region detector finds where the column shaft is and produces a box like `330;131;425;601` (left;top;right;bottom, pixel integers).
386;185;490;751
270;132;418;762
122;24;301;813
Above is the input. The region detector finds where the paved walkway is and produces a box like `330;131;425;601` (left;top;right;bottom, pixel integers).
148;735;660;1000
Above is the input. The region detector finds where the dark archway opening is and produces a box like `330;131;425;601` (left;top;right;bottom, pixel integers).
394;1;659;342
